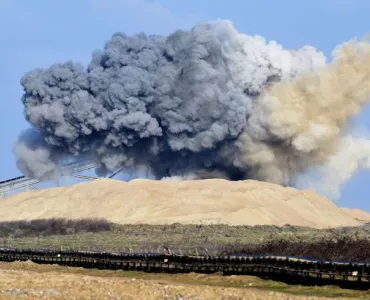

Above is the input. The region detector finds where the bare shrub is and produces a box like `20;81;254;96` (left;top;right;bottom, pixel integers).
221;235;370;262
0;218;113;238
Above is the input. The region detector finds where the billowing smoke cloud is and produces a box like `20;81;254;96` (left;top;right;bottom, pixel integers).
14;129;60;180
14;20;370;197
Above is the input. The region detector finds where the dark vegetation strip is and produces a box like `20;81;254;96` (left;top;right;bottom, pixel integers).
0;218;113;237
222;237;370;262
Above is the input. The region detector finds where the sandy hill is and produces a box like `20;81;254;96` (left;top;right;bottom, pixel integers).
0;178;369;229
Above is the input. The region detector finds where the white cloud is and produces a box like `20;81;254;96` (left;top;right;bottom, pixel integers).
296;129;370;200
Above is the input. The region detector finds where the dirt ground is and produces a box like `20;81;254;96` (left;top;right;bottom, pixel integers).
0;262;360;300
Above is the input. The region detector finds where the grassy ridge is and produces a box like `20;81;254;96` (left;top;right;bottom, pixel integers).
1;219;370;262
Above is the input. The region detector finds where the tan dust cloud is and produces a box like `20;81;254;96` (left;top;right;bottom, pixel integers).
239;40;370;190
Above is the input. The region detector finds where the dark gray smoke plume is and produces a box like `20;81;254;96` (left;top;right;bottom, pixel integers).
15;20;370;196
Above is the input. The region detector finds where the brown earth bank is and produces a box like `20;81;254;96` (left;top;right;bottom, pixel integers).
0;261;363;300
1;178;370;229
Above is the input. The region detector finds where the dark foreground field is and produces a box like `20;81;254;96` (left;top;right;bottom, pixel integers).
1;218;370;262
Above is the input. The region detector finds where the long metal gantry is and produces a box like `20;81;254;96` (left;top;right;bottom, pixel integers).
0;161;101;199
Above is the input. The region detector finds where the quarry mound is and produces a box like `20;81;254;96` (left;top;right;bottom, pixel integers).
0;178;369;229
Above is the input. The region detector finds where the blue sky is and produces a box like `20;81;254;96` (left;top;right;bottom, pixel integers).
1;0;370;210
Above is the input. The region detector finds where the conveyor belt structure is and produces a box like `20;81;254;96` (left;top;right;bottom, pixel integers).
0;247;369;289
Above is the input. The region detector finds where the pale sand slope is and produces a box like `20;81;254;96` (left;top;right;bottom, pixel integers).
1;178;369;228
